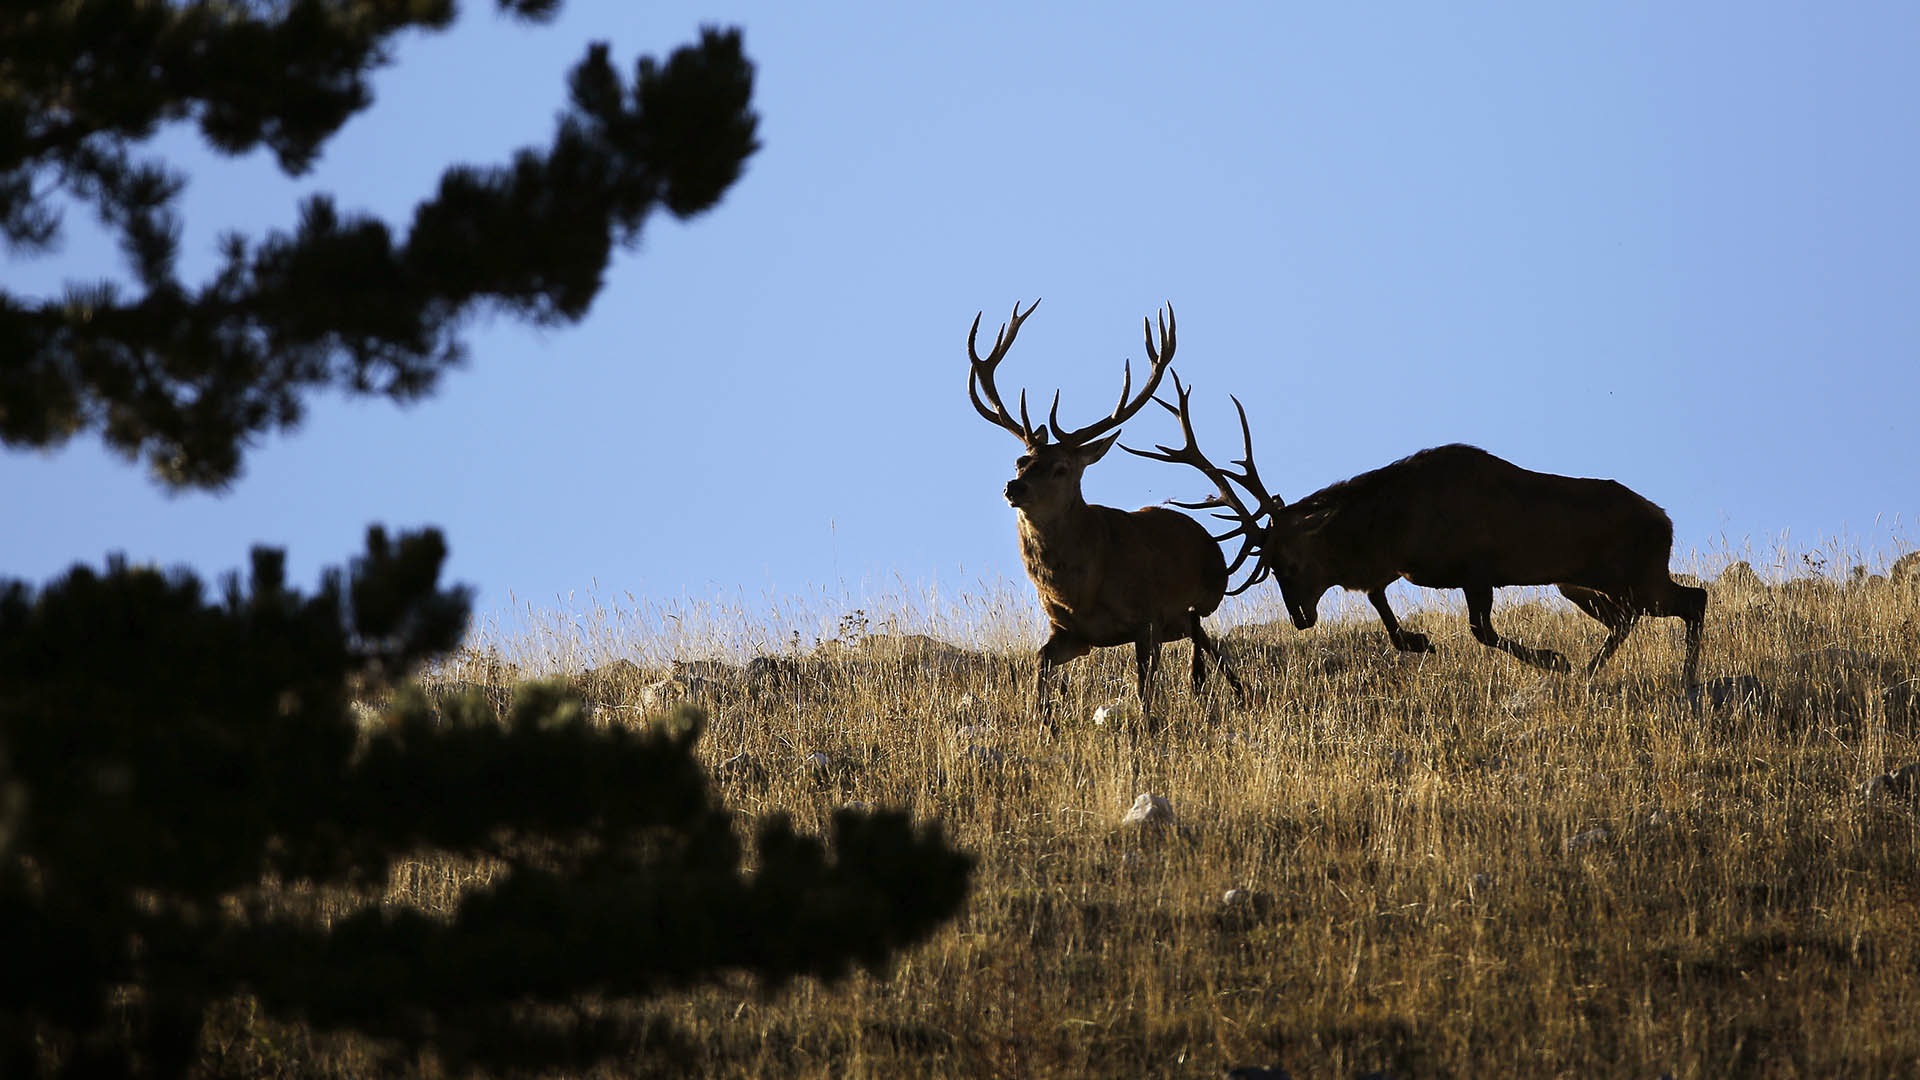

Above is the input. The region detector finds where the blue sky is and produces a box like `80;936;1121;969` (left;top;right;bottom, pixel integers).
5;2;1917;637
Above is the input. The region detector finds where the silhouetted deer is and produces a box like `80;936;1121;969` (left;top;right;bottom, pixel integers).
966;300;1244;719
1126;379;1705;689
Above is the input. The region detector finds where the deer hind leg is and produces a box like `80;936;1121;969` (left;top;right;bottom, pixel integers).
1368;588;1433;653
1558;585;1638;676
1187;612;1246;702
1464;584;1572;674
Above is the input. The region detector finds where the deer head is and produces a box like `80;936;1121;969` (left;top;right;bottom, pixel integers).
967;299;1178;524
1121;377;1326;625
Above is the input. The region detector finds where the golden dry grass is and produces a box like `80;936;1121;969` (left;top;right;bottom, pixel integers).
212;554;1920;1079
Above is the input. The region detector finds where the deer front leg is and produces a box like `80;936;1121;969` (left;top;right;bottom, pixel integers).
1132;626;1163;722
1673;582;1707;692
1557;584;1635;676
1368;588;1432;653
1036;631;1091;717
1583;618;1637;676
1464;584;1571;674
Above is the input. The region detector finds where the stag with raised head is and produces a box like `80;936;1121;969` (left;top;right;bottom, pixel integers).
1126;380;1705;689
966;300;1244;719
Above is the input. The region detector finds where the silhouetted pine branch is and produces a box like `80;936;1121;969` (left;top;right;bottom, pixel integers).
0;1;758;487
0;536;973;1077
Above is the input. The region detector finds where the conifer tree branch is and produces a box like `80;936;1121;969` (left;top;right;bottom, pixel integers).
1;533;971;1075
2;8;758;488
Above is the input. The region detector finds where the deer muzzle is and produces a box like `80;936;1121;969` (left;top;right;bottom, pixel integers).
1287;598;1318;631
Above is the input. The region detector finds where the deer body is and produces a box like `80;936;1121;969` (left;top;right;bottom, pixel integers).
1289;445;1676;596
966;300;1243;718
1131;395;1705;689
1017;503;1228;651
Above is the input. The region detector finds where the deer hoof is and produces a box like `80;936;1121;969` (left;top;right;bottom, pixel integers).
1399;632;1433;653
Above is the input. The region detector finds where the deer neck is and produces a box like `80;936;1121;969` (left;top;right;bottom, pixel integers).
1014;490;1094;541
1014;495;1105;596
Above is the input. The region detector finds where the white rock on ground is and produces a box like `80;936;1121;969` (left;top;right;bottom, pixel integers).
1121;792;1175;827
1093;698;1140;728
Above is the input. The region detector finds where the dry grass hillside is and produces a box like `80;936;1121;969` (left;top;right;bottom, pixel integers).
216;554;1920;1078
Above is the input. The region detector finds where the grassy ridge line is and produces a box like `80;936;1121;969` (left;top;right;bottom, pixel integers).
237;558;1918;1078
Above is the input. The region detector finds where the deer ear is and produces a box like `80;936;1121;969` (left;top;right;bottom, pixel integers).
1030;425;1051;446
1078;432;1121;464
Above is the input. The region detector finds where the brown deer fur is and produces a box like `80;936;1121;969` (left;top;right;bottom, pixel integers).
967;301;1243;717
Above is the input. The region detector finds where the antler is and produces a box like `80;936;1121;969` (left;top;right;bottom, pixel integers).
1122;371;1283;594
967;299;1046;447
1046;303;1179;447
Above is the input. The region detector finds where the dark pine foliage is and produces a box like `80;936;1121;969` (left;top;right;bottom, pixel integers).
1;0;759;488
0;537;974;1077
0;4;974;1076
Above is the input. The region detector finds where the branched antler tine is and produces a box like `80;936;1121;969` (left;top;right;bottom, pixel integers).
1218;522;1267;592
1052;304;1176;446
1124;371;1274;591
1143;304;1175;366
1224;570;1265;597
1125;441;1185;466
1134;304;1175;396
1119;375;1194;463
968;365;1024;440
1223;541;1260;579
966;300;1042;444
966;368;1004;430
1168;369;1199;445
1132;372;1260;523
1221;555;1273;596
1226;393;1280;513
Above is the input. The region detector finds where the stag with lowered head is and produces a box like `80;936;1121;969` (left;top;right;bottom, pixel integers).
967;300;1244;720
1126;380;1705;689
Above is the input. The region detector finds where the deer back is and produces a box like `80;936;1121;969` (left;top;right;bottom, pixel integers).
1290;445;1677;590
